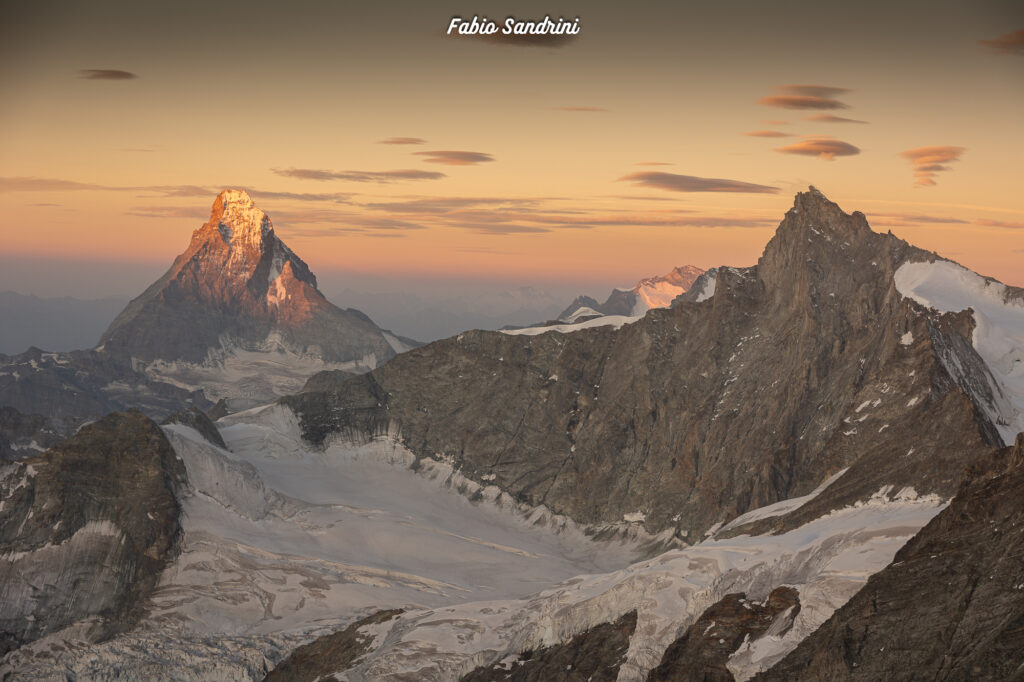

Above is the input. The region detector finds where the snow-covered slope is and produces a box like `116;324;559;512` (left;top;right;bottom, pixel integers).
3;406;647;678
299;487;945;681
158;406;642;636
557;265;705;322
631;266;704;313
895;260;1024;444
501;314;642;336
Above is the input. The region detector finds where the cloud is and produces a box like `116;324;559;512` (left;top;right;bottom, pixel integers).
759;84;851;110
143;185;215;197
0;177;105;192
804;114;868;124
244;189;352;202
759;96;848;110
774;137;860;160
980;29;1024;55
744;130;791;138
618;172;779;194
413;150;495;166
362;196;538;214
869;213;969;227
975;219;1024;229
0;177;218;197
762;119;789;126
272;167;446;182
78;69;137;80
363;194;779;234
556;106;609;112
634;162;672;166
125;206;210;219
899;146;965;186
378;137;427;145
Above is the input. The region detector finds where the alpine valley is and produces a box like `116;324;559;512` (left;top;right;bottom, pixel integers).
2;187;1023;682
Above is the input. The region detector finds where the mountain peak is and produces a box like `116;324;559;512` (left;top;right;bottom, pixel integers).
209;189;272;247
99;190;396;367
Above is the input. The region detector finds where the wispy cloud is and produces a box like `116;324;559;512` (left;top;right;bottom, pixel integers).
378;137;427;145
0;177;105;192
869;212;969;227
774;137;860;160
759;84;851;110
975;218;1024;229
413;150;495;166
899;146;965;186
125;206;210;219
244;189;352;202
556;106;609;112
0;177;217;197
743;130;791;138
272;167;446;182
619;172;779;194
0;176;354;208
980;28;1024;55
78;69;137;80
803;114;868;124
634;161;672;166
362;197;539;214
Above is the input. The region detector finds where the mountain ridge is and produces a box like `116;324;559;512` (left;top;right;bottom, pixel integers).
281;187;1014;542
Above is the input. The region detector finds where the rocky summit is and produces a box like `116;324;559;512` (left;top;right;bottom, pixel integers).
283;188;1011;542
100;189;395;367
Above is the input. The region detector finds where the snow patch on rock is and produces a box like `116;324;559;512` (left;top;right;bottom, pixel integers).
894;260;1024;444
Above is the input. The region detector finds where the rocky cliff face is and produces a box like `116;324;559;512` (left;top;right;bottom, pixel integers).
755;433;1024;681
283;189;1008;541
0;346;209;424
0;406;66;461
0;410;185;655
648;587;799;681
461;611;638;682
100;190;394;367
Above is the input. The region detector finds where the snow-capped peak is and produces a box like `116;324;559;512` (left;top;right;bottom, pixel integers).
211;189;273;250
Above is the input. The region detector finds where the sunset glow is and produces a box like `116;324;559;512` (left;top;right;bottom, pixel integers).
2;1;1022;292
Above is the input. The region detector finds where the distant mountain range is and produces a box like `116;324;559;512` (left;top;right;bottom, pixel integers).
0;292;128;355
558;265;705;322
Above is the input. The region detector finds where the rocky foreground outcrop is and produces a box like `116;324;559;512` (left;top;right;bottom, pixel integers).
282;188;1009;541
648;588;800;681
0;410;185;655
754;433;1024;681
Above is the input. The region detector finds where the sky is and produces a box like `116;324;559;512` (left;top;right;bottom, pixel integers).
1;0;1023;303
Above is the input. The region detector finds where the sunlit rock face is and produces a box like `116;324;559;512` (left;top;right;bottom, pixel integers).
100;189;395;367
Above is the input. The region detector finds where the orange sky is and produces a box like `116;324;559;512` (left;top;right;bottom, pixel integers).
1;0;1023;293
